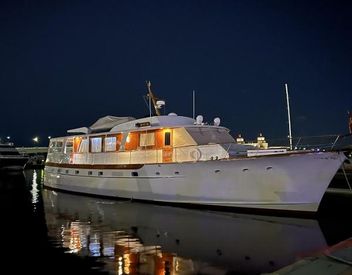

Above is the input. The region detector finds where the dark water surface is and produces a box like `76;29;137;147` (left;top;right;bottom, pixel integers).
1;169;351;275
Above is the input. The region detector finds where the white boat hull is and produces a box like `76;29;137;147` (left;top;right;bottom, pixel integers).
44;151;345;213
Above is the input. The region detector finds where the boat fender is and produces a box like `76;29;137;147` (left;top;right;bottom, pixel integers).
190;149;202;161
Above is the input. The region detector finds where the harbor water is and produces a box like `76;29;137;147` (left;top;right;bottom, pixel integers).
1;169;352;274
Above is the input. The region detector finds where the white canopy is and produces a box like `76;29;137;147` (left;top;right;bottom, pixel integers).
67;115;135;134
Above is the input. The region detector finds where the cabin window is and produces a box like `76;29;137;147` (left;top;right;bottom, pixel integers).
73;137;82;153
104;134;122;152
73;137;88;153
164;132;171;146
140;132;155;147
131;172;138;177
105;137;117;152
49;140;63;153
64;140;73;154
78;138;89;153
90;137;102;153
186;128;234;145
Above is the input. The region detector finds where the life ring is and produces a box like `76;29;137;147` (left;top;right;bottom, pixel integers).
190;148;202;161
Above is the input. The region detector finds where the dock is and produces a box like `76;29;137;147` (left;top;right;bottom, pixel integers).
16;147;48;169
264;238;352;274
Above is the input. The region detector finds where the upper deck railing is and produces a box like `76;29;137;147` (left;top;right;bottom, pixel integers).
248;133;352;152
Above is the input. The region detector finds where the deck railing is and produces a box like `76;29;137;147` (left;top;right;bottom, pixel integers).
247;134;352;152
49;134;352;166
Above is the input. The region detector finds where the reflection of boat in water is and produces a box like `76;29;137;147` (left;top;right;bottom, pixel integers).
43;82;347;214
0;142;29;171
42;189;328;274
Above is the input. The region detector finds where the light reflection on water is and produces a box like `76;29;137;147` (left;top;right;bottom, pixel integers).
31;170;39;205
7;169;349;275
42;189;328;275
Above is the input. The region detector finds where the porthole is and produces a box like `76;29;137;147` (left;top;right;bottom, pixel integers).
132;172;138;177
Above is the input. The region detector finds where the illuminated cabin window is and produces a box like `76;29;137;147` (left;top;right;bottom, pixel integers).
90;137;102;153
105;136;116;152
73;137;81;153
165;132;171;146
78;138;89;153
140;132;155;148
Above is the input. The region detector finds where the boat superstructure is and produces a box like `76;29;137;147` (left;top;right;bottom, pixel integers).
43;85;347;214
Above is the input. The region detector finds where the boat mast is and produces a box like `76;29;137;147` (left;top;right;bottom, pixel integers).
192;90;196;119
285;83;293;150
146;81;160;116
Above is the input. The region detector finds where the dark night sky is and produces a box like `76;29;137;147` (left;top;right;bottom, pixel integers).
1;0;351;146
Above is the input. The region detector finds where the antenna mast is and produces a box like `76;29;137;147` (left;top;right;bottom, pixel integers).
146;81;160;116
192;90;195;119
285;83;293;150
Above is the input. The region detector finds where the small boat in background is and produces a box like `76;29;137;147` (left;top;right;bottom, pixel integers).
0;142;29;171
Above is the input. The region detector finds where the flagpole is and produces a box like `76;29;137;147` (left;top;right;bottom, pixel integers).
285;83;293;150
192;90;195;119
